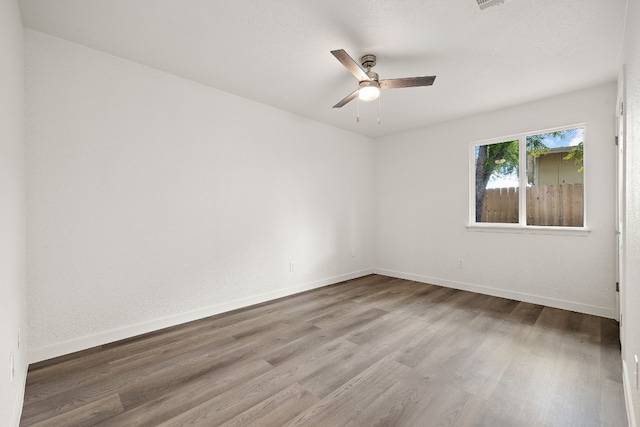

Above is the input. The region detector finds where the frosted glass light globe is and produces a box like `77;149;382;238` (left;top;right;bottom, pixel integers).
358;81;380;101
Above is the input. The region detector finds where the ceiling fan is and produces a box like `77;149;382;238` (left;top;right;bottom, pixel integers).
331;49;436;108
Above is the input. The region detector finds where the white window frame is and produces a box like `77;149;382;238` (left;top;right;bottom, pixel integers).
467;124;589;236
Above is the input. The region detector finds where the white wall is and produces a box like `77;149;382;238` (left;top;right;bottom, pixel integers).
374;83;617;318
622;0;640;423
0;0;28;425
25;30;375;363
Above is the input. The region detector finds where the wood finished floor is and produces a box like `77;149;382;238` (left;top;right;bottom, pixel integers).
20;275;627;427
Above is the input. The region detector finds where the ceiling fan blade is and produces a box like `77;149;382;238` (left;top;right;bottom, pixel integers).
333;89;359;108
331;49;371;81
380;76;436;89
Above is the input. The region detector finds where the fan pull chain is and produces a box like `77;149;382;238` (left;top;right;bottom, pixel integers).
378;96;381;124
357;97;360;123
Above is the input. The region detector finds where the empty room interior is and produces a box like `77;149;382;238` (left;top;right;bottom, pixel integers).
2;0;640;426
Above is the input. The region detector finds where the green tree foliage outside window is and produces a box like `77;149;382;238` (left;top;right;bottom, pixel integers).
563;142;584;173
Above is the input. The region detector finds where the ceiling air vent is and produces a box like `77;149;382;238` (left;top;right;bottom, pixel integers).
476;0;509;10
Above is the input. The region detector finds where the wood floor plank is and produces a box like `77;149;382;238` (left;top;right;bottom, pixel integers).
399;382;486;427
283;356;412;426
95;358;273;427
218;383;318;427
601;317;624;383
477;350;555;426
156;338;359;426
260;327;335;367
21;366;120;425
393;301;484;368
30;394;124;427
448;300;545;400
311;305;388;333
348;372;435;426
411;310;509;384
20;274;626;427
408;288;486;324
600;378;629;427
369;281;441;312
539;313;603;427
114;319;318;411
298;316;429;399
342;308;429;347
522;305;571;362
450;332;519;399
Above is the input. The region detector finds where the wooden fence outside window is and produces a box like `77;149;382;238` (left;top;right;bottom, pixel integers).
481;184;583;227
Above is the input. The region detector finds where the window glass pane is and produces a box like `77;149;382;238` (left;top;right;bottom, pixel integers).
475;140;519;223
526;128;584;226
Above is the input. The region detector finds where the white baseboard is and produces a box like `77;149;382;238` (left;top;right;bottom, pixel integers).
373;268;616;319
26;267;615;363
10;364;28;427
27;268;374;364
624;359;638;427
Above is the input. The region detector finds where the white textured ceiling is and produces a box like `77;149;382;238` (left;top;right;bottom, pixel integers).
18;0;627;138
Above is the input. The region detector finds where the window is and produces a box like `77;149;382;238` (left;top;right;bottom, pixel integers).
471;125;585;229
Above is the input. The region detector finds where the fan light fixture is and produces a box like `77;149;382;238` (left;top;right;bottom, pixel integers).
358;81;380;101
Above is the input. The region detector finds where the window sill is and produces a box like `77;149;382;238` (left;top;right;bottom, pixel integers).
466;224;590;236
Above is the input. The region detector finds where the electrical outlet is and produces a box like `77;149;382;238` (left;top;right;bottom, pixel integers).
458;258;464;268
9;352;14;381
289;261;295;272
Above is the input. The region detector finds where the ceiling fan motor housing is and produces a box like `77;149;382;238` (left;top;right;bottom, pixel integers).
361;54;377;70
477;0;509;10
